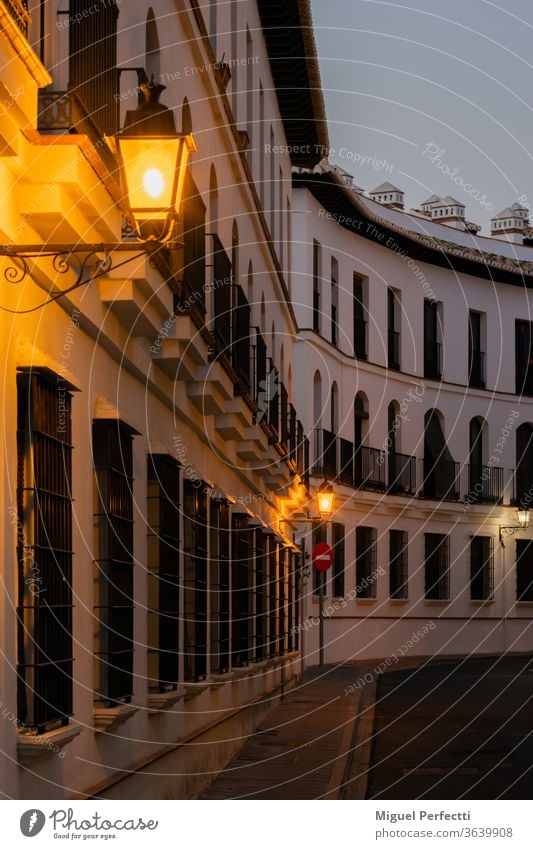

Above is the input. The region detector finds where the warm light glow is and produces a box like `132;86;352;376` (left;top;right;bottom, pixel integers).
143;167;165;198
317;489;335;519
517;508;530;528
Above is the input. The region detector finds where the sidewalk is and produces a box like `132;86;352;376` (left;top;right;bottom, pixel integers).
200;665;371;800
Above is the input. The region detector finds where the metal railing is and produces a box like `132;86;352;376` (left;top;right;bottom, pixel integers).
354;445;386;491
312;429;338;478
467;464;503;504
422;458;460;500
388;452;416;494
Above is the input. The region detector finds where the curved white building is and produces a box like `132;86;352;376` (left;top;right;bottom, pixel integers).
291;168;533;665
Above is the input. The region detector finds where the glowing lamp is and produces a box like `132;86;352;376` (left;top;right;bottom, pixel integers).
317;485;335;520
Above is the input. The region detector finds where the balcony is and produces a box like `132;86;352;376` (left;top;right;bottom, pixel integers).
388;329;401;370
339;438;354;486
424;340;442;380
468;349;486;389
354;318;367;360
4;0;29;36
423;458;460;501
467;464;503;504
354;445;386;491
388;452;416;495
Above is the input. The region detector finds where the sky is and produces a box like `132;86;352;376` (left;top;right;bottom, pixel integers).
310;0;533;233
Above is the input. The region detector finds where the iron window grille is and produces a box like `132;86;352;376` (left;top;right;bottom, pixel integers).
146;454;180;693
470;536;493;601
183;481;208;681
389;530;408;599
356;527;378;599
267;536;279;658
16;370;74;732
93;419;136;705
209;499;231;673
424;533;450;600
231;514;253;667
516;539;533;601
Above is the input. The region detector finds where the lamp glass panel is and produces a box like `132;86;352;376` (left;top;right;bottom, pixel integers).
118;137;184;216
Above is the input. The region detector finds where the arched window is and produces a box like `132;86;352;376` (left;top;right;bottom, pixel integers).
146;9;160;81
354;393;369;487
182;97;192;135
423;409;458;500
271;321;276;363
247;261;254;307
331;382;339;434
468;417;490;503
313;371;322;430
260;293;266;335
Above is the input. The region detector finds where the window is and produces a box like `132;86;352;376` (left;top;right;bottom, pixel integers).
246;28;254;166
253;528;267;662
313;240;321;332
259;83;265;207
389;530;408;599
312;524;327;596
468;311;485;388
269;127;275;238
179;173;206;314
208;0;216;52
353;274;367;358
515;424;533;507
147;455;180;692
332;522;345;598
331;257;339;346
278;547;288;655
93;419;136;704
232;514;252;666
470;536;493;601
17;371;74;731
516;539;533;601
424;300;442;379
356;527;377;599
183;481;208;681
210;499;230;673
388;288;400;370
423;409;459;501
516;320;533;396
267;535;279;657
145;9;160;80
424;534;450;600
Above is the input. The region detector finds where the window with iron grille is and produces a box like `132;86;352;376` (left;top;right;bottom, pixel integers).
17;370;74;731
69;1;120;136
232;514;252;666
183;481;208;681
313;240;321;332
332;522;345;598
389;530;408;599
516;539;533;601
254;528;267;661
356;527;377;599
210;499;231;673
424;533;450;600
287;551;294;651
147;455;180;693
289;552;301;651
278;548;287;655
470;536;493;601
312;524;327;595
232;284;251;392
212;234;232;357
93;419;136;705
267;535;278;658
180;173;206;314
516;320;533;396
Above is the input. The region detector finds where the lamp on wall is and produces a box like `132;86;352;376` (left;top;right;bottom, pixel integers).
0;80;196;294
499;508;530;545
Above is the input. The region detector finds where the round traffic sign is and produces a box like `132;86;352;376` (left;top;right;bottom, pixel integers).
312;542;333;572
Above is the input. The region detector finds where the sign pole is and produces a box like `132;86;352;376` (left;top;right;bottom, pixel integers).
319;579;324;667
312;540;333;669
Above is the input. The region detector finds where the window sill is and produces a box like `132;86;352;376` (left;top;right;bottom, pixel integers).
515;601;533;607
147;686;186;715
93;703;138;733
17;724;81;765
389;598;409;604
470;599;495;606
183;682;211;701
424;599;450;604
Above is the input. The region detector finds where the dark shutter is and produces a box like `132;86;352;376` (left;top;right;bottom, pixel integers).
183;481;208;681
69;1;119;135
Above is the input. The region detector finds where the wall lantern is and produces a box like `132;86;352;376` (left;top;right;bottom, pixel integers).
499;508;530;545
317;483;335;521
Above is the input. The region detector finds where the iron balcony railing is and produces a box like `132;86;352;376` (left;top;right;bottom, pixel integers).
467;464;503;504
424;340;442;380
339;438;354;486
388;329;401;370
468;349;486;389
423;457;460;500
354;445;386;491
388;452;416;495
312;429;338;478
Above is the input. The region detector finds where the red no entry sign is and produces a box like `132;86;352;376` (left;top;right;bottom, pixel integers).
312;542;333;572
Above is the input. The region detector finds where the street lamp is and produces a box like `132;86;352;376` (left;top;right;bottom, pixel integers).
108;80;196;243
0;80;196;293
317;482;335;521
499;508;530;545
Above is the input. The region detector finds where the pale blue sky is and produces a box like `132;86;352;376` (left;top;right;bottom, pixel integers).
310;0;533;232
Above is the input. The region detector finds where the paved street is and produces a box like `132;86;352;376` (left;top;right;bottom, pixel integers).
201;666;364;799
367;655;533;799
